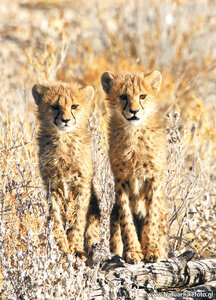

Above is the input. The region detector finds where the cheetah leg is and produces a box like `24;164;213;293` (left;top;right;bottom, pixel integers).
110;203;123;257
116;187;144;263
141;183;168;262
50;191;69;253
67;186;91;258
85;192;100;254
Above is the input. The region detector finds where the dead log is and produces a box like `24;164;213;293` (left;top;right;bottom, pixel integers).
88;245;216;299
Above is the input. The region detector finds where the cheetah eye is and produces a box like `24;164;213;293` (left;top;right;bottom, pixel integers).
71;104;79;110
119;94;128;101
140;94;147;100
51;104;60;110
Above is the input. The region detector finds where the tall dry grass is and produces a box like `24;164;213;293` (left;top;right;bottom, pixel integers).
0;0;215;298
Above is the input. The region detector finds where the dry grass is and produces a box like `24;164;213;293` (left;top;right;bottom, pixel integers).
0;0;215;298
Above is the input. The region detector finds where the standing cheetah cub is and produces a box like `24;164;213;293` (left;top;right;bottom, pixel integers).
101;71;168;263
32;82;100;257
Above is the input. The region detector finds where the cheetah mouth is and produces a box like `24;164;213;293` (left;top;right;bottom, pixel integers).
55;123;73;132
126;116;140;121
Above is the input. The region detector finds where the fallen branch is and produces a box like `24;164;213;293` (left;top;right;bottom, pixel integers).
88;245;216;299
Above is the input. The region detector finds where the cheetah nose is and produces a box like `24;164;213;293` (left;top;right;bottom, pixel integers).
129;109;139;114
61;118;70;124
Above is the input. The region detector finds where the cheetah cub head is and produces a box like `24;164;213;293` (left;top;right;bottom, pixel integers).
32;83;94;132
101;71;162;125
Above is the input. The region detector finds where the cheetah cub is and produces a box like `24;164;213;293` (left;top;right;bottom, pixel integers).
32;82;100;257
101;71;168;263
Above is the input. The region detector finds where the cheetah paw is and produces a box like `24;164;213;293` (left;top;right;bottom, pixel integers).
69;244;87;260
125;250;144;264
144;247;162;263
57;238;70;254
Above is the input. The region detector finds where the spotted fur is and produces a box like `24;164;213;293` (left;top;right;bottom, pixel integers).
101;71;168;263
32;82;100;257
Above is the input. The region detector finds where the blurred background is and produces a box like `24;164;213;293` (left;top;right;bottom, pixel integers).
0;0;215;297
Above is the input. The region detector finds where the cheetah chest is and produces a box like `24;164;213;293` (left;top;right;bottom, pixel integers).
129;176;144;196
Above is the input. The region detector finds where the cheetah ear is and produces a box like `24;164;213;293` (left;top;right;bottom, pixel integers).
145;71;162;94
101;71;115;94
32;84;49;105
84;86;94;101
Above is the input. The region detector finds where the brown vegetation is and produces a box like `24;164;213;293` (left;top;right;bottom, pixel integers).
0;0;215;298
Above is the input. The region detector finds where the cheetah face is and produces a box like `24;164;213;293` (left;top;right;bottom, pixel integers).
32;83;94;132
118;93;154;125
101;71;162;126
49;101;79;132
